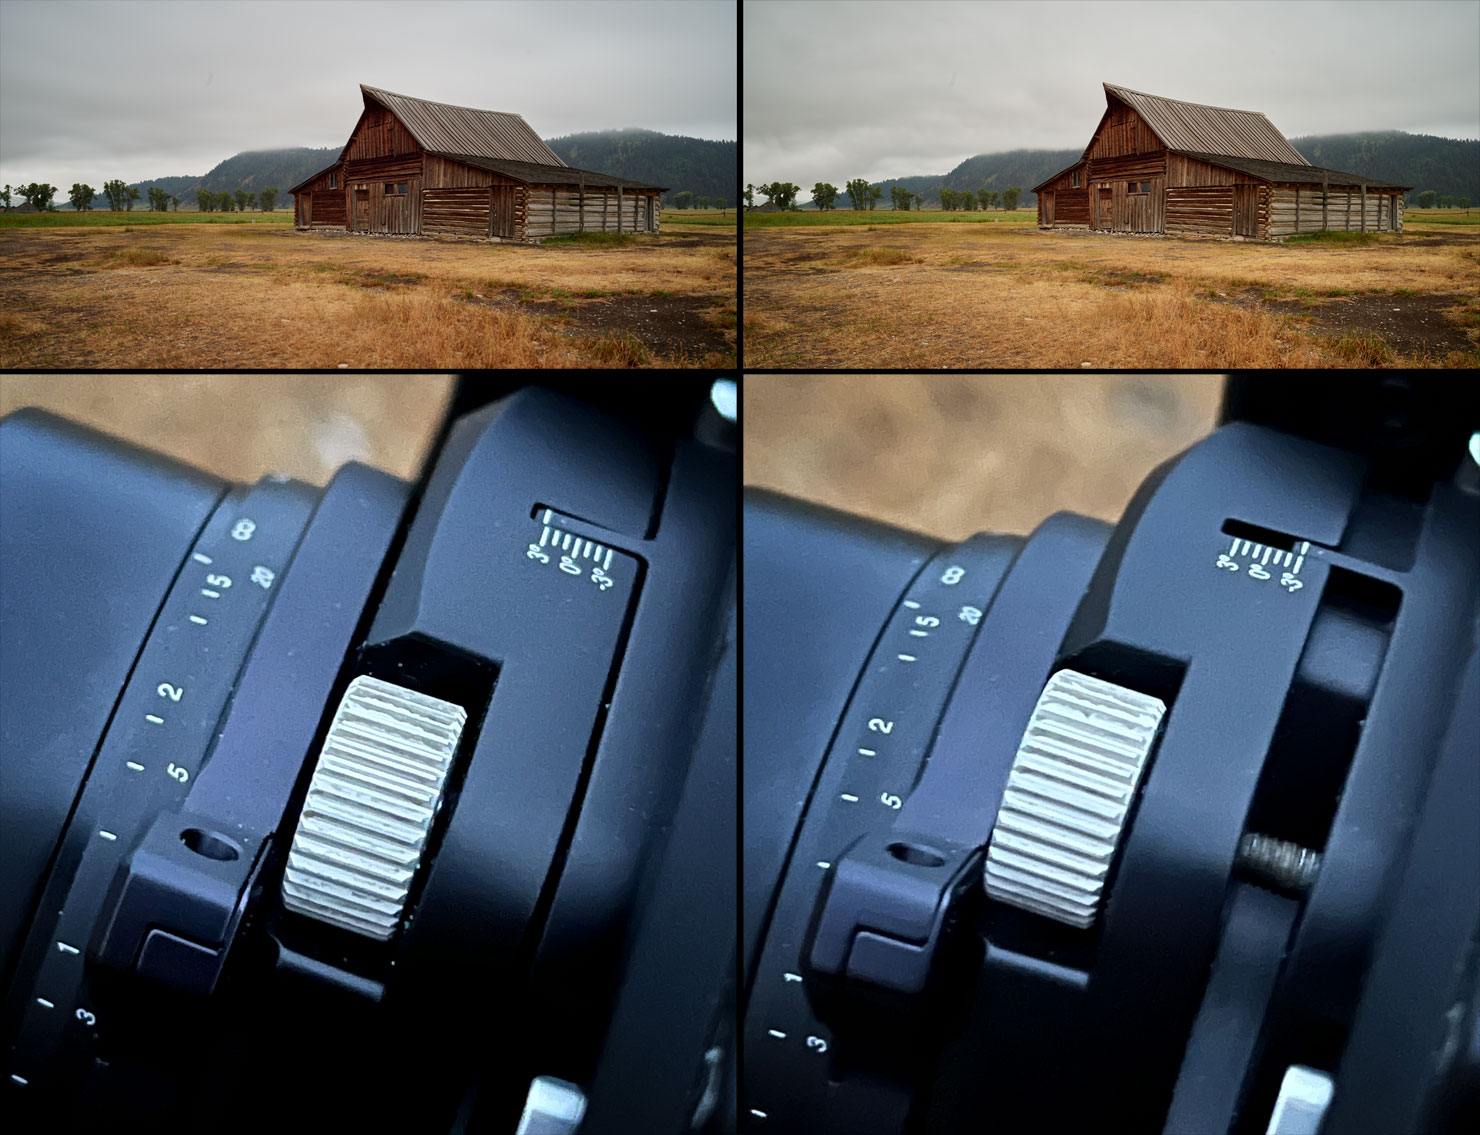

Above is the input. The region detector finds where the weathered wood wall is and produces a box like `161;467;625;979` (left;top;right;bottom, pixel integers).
1087;101;1163;159
423;187;492;238
1054;188;1089;225
521;187;661;238
1267;186;1401;235
1166;153;1263;188
1165;186;1235;235
424;154;495;189
345;104;420;162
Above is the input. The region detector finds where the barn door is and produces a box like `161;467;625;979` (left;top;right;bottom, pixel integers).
490;185;514;238
1042;191;1055;225
1234;185;1258;236
1097;186;1113;230
353;189;369;231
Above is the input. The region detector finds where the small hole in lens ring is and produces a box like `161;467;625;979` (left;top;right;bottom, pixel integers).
886;842;946;868
181;828;241;862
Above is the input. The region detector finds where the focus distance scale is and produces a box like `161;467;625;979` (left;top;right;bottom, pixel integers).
4;476;318;1099
1;382;736;1134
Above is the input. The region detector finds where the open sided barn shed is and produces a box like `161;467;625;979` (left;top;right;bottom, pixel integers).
1034;84;1409;240
291;85;665;242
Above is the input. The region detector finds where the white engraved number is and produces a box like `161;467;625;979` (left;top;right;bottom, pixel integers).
559;555;582;576
1249;563;1271;581
526;543;550;564
880;792;903;810
250;565;276;589
940;565;966;585
1280;572;1304;593
75;1008;96;1026
1215;554;1239;572
166;763;189;784
591;567;613;591
231;518;256;542
205;573;232;589
806;1036;828;1054
867;718;894;734
157;683;184;702
958;606;983;626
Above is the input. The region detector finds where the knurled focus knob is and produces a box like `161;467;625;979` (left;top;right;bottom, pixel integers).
983;669;1165;929
282;675;467;941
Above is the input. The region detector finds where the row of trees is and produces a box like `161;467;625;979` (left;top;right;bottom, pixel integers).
195;187;279;213
671;191;726;211
1412;191;1470;209
0;181;280;212
743;179;1022;212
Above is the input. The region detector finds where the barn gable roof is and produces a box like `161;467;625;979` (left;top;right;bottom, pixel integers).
1101;83;1309;166
358;85;566;167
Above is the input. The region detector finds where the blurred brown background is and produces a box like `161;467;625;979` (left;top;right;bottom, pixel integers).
0;375;455;485
743;375;1225;539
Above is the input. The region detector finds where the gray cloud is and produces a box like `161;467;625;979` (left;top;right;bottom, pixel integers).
0;0;735;189
744;0;1479;198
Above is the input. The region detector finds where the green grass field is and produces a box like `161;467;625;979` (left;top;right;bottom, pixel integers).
744;208;1032;228
661;209;735;227
1403;209;1479;227
0;210;293;229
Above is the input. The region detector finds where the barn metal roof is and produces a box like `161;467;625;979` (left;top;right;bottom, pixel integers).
434;153;665;191
360;85;566;167
1101;83;1310;165
1177;152;1410;190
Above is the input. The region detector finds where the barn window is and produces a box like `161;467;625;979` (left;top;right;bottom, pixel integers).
328;172;337;189
1140;181;1150;193
1071;171;1080;188
384;182;408;195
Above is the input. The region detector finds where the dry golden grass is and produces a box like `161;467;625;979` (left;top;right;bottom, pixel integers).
0;222;735;368
743;221;1480;368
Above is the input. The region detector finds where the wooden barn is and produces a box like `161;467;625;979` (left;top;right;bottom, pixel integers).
1034;84;1410;240
290;85;665;242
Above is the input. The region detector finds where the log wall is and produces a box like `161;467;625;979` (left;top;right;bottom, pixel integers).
1267;186;1401;235
423;186;492;238
1167;153;1262;187
520;186;661;238
308;190;346;227
1054;188;1089;225
424;154;496;189
1166;186;1235;235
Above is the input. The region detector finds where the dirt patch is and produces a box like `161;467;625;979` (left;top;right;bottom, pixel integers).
1269;292;1473;356
519;293;732;360
1209;289;1473;356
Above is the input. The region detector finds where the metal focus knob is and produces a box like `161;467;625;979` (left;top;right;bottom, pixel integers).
282;675;467;941
983;669;1165;929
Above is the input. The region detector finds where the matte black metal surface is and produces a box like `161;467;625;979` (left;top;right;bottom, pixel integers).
0;410;225;991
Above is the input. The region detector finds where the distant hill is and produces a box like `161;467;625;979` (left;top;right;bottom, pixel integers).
854;130;1475;208
546;129;736;205
1290;132;1478;203
127;147;338;205
118;129;732;209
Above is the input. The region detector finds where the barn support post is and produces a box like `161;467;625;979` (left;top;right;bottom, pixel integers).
1295;188;1300;231
579;173;585;233
1322;171;1328;230
1361;183;1367;233
617;186;624;233
603;189;609;231
1345;188;1352;231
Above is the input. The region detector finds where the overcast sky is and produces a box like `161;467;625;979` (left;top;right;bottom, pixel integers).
0;0;735;189
745;0;1480;202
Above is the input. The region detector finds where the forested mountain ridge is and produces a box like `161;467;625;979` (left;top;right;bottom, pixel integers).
546;130;736;204
859;131;1475;208
117;129;733;208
